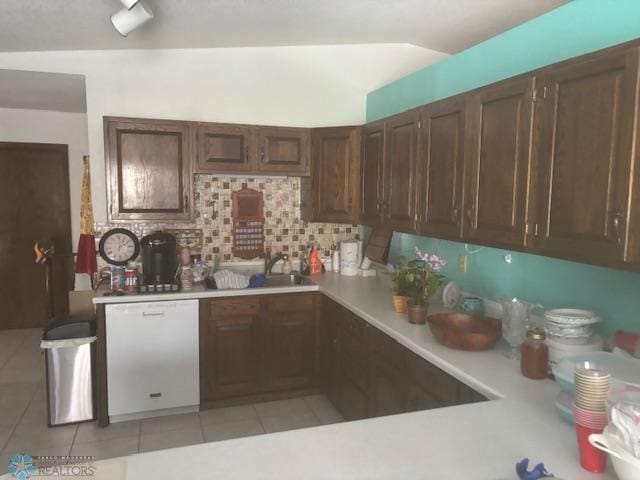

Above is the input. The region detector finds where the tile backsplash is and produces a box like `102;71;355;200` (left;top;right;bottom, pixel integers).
95;175;361;263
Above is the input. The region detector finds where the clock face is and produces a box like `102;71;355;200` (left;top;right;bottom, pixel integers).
99;229;140;265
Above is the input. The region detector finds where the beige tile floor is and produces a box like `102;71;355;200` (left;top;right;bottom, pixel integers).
0;328;344;469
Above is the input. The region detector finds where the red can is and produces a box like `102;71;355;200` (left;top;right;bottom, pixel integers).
124;267;138;293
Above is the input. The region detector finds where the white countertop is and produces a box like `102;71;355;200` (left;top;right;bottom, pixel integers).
92;282;319;304
77;273;613;480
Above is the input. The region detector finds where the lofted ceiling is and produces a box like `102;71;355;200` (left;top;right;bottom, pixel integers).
0;0;567;54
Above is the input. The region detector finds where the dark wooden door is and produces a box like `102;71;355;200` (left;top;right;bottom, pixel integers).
369;360;406;417
199;298;262;401
309;127;361;223
465;76;535;249
383;109;420;233
360;121;385;226
257;127;310;175
368;329;406;417
0;142;72;329
196;123;256;174
264;294;316;391
418;95;467;240
104;117;193;222
329;308;370;420
536;48;640;265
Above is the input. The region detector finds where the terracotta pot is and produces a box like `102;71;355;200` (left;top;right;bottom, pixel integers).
407;302;428;324
391;294;410;314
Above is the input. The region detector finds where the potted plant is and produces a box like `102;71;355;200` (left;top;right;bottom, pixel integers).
389;257;413;314
404;248;446;324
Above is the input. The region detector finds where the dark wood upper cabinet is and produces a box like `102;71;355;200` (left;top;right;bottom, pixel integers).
256;127;310;176
195;123;256;174
301;126;361;224
418;95;467;240
104;117;193;222
360;121;385;226
383;109;421;233
199;298;263;402
464;76;535;249
535;48;640;266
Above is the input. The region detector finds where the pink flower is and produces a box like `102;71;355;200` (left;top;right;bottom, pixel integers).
414;247;446;272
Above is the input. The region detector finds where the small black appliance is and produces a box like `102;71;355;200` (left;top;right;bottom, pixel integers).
140;232;179;292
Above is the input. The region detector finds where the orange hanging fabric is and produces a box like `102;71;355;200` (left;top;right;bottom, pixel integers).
75;155;97;275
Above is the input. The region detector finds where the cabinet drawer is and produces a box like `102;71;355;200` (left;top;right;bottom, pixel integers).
210;298;260;317
406;351;458;406
371;329;405;371
268;294;315;313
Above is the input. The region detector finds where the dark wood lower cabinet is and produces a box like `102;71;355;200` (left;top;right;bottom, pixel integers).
264;295;317;391
199;293;318;405
198;294;486;417
199;298;263;401
323;298;486;421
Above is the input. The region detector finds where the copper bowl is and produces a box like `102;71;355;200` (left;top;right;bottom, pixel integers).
427;312;502;351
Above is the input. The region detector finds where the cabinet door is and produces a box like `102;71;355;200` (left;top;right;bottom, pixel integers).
369;360;406;417
200;298;262;401
264;294;316;391
105;117;193;222
308;126;361;223
257;127;310;175
406;382;442;412
457;383;487;405
465;77;535;248
360;121;385;225
383;109;420;233
536;48;640;265
196;123;256;173
418;95;467;240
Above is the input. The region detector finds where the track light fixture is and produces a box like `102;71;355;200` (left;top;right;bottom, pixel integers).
111;0;154;37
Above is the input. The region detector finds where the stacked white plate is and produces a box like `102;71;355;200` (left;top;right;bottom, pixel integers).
544;308;601;345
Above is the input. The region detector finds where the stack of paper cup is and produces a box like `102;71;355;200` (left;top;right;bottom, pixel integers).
574;362;611;473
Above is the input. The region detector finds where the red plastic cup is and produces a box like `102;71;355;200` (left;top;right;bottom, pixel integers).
576;423;607;473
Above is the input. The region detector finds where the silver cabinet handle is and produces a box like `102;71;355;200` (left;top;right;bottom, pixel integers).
149;392;162;398
142;311;165;317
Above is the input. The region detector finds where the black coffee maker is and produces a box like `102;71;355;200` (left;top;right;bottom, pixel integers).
140;232;178;292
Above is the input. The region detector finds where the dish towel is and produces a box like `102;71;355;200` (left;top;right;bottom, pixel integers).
212;270;250;289
75;156;97;277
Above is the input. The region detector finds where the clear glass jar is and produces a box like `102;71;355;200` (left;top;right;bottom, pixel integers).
521;328;549;379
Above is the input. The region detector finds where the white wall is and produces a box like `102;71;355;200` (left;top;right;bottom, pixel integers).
0;108;91;288
0;108;89;244
0;44;446;223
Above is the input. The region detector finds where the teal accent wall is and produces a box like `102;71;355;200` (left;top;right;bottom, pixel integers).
367;0;640;121
394;235;639;338
365;0;640;337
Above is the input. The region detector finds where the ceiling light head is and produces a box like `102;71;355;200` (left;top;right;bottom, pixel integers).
111;1;154;37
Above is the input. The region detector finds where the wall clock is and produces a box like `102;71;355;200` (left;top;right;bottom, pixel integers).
98;228;140;266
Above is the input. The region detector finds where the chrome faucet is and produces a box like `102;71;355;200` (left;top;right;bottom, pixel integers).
265;252;289;274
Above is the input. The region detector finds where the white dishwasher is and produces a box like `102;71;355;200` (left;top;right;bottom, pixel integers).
105;299;199;421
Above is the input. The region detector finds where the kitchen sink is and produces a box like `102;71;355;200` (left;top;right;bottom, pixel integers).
264;274;312;287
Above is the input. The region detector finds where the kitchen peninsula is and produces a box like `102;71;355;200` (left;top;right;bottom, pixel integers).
91;272;613;480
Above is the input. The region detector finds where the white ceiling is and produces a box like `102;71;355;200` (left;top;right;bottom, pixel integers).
0;70;87;113
0;0;567;54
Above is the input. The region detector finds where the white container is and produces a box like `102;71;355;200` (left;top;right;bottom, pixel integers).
546;334;603;366
340;240;362;276
332;250;340;273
